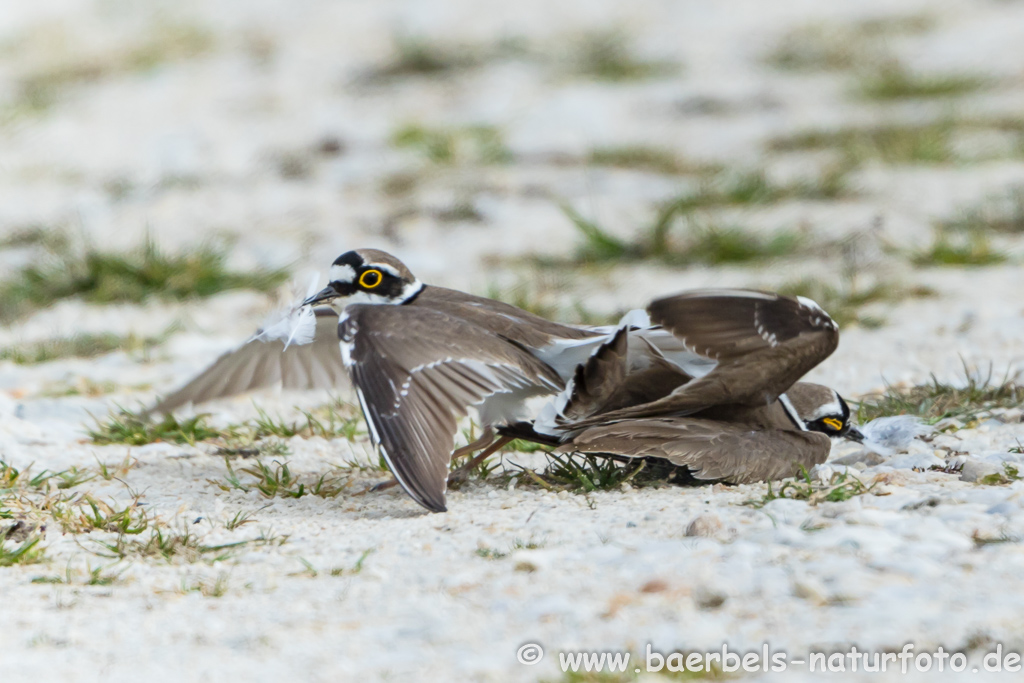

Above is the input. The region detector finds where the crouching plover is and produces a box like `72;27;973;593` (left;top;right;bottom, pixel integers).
511;289;864;483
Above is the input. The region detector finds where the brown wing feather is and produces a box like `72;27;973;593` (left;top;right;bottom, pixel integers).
554;329;692;426
562;417;831;483
149;309;348;415
557;327;630;423
343;305;563;513
414;286;599;347
570;290;838;424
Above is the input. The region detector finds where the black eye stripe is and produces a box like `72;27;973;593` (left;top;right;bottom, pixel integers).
359;269;384;288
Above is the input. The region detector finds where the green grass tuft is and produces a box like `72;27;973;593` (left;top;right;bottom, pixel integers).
744;466;875;508
856;64;988;101
0;226;51;249
88;408;222;446
0;535;46;567
511;453;651;493
391;123;511;165
0;231;288;322
561;205;636;262
224;508;263;531
853;14;936;37
979;464;1022;487
92;525;249;564
771;118;1024;166
49;493;151;535
370;34;485;78
562;167;845;266
566;207;808;267
181;572;230;597
682;223;805;265
1;459;93;493
0;332;161;365
855;364;1024;424
335;548;375;576
6;22;214;120
476;538;543;560
31;562;123;586
211;458;347;500
433;201;484;223
296;399;364;441
567;31;677;82
764;15;934;73
297;548;375;578
687;168;849;206
940;186;1024;234
912;228;1006;266
587;146;706;175
764;26;863;72
770;122;957;165
89;400;363;448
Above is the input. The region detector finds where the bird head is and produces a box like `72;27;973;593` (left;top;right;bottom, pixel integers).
784;382;864;442
303;249;424;311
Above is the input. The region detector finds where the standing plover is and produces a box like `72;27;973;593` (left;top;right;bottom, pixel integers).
154;249;628;511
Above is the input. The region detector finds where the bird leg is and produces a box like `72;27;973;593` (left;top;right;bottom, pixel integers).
451;427;496;461
363;427;499;494
447;434;513;485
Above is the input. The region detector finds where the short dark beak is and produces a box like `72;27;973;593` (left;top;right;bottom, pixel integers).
303;284;340;307
844;426;865;443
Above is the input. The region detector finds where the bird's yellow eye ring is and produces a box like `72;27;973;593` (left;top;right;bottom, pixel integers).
359;269;383;289
822;417;843;431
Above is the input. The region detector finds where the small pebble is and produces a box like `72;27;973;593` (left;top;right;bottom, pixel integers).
685;513;723;538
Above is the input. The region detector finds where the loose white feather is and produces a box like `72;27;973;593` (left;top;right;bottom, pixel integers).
252;273;320;349
858;415;932;456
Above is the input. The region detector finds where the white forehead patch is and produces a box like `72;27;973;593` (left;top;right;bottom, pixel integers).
330;263;356;283
369;262;401;278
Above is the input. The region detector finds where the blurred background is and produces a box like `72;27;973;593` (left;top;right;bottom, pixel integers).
2;0;1024;399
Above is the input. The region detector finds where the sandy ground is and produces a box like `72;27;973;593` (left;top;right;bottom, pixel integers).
4;0;1024;681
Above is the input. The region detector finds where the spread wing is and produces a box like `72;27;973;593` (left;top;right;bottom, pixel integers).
149;309;349;415
537;327;691;433
572;289;838;424
342;305;563;513
557;327;631;424
562;418;832;483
